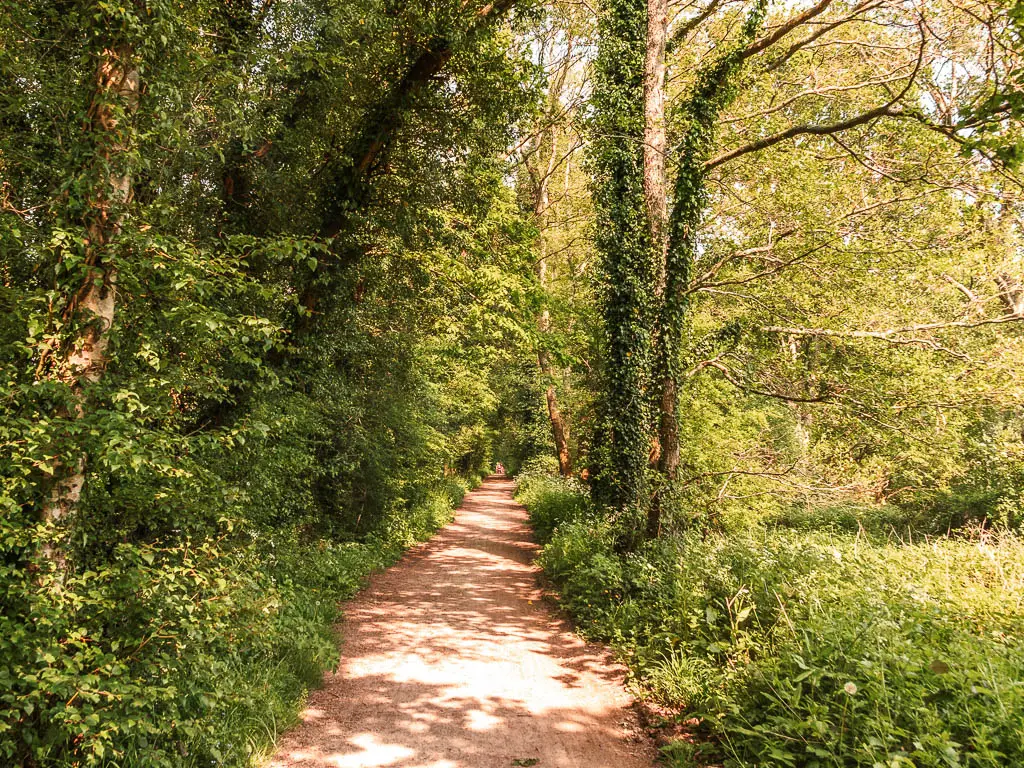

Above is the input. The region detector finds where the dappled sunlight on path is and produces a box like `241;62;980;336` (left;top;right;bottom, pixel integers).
267;477;654;768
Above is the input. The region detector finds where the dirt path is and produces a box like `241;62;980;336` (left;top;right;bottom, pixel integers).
268;476;656;768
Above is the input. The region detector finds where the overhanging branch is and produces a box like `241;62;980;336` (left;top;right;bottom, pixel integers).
706;102;898;169
740;0;836;61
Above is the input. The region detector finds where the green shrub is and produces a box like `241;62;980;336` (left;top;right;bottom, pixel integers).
769;502;912;535
515;465;592;542
0;477;463;767
519;478;1024;768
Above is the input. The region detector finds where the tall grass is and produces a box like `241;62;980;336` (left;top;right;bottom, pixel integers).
516;471;1024;767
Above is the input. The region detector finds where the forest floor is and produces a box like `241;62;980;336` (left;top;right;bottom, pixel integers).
267;476;656;768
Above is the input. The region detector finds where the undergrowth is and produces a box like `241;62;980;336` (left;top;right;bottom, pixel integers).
516;470;1024;768
1;478;467;767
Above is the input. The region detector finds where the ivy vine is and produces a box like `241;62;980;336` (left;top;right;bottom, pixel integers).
590;0;658;522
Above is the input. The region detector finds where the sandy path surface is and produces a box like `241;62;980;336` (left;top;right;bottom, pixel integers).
267;477;656;768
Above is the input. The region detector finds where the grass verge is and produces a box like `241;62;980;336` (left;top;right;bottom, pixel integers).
516;471;1024;768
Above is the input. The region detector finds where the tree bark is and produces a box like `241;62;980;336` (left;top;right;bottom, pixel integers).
645;0;672;536
996;273;1024;317
524;35;576;477
540;350;573;476
40;46;140;545
644;0;668;293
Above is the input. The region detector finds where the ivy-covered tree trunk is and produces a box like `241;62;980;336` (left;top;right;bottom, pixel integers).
591;0;657;522
650;0;767;535
40;41;140;550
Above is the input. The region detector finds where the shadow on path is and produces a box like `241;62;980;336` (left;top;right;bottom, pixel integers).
268;477;655;768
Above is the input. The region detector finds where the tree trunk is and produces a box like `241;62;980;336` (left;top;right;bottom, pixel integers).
644;0;669;292
535;207;573;476
40;46;140;546
527;98;574;476
540;349;573;476
648;0;768;537
996;273;1024;316
645;0;672;537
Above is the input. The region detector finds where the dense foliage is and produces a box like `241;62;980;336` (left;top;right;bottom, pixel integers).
531;0;1024;538
4;0;1024;765
1;1;544;764
515;0;1024;764
519;471;1024;767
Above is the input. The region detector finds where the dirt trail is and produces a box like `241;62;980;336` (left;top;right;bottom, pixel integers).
268;476;656;768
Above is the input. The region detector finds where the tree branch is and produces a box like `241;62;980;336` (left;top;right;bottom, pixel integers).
740;0;837;61
761;313;1024;340
667;0;727;52
323;0;518;236
703;360;835;402
706;102;898;169
763;0;882;72
708;19;926;170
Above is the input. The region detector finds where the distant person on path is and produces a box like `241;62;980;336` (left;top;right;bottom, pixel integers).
495;462;505;476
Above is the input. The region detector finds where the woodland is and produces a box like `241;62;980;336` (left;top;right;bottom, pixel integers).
2;0;1024;766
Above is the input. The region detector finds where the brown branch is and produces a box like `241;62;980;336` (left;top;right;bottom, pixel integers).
827;132;907;183
709;19;926;170
896;108;1024;188
707;102;899;169
678;462;800;489
761;313;1024;340
942;273;983;316
740;0;837;61
331;0;518;229
764;0;882;72
667;0;727;52
995;273;1024;316
721;65;911;125
704;360;834;403
691;237;831;293
689;226;798;289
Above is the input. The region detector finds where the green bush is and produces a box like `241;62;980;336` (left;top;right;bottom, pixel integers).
520;477;1024;768
0;478;463;767
515;462;592;541
768;502;912;535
